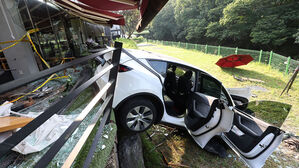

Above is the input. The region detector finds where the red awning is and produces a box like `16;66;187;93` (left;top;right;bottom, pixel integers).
77;0;138;10
53;0;169;31
53;0;125;25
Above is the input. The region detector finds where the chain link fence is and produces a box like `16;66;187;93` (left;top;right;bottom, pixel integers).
146;39;298;75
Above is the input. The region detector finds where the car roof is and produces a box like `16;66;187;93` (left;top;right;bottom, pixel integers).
122;49;211;75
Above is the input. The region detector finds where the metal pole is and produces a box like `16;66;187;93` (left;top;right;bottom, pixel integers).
269;51;273;66
218;45;221;55
45;0;63;57
235;47;238;54
205;44;208;53
259;49;263;62
24;0;45;65
285;56;291;75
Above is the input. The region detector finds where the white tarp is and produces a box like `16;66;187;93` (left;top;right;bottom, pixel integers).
0;101;13;117
12;112;77;155
0;102;77;155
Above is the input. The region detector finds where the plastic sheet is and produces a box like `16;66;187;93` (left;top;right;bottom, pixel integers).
12;112;77;155
0;101;13;117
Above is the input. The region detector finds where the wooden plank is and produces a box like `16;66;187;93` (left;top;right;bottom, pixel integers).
0;116;33;133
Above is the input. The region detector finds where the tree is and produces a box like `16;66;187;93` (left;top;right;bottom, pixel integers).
147;0;299;58
121;10;140;39
149;0;179;41
220;0;299;46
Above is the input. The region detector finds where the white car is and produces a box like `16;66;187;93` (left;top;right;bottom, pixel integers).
95;49;284;168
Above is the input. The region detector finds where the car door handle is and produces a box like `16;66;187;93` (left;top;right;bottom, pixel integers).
259;144;265;148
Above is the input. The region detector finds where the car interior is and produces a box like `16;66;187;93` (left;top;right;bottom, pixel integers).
225;111;282;157
163;63;196;117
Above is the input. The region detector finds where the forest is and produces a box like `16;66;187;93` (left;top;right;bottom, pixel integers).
146;0;299;59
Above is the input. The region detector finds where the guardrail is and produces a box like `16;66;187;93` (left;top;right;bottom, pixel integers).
146;39;299;75
0;42;122;167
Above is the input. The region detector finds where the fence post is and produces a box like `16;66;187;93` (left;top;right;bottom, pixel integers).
205;44;208;53
178;41;181;47
269;51;273;65
285;56;291;75
186;43;189;49
235;47;238;54
196;44;198;50
259;50;263;62
218;45;221;55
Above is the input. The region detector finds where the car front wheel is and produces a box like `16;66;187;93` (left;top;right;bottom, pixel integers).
118;98;157;132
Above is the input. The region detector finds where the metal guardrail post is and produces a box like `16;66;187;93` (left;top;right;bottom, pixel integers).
235;47;238;54
218;45;221;55
269;51;273;65
82;42;122;168
106;41;122;117
205;44;208;53
259;50;263;62
285;56;291;75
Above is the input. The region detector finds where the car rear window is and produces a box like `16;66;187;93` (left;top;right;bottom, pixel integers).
147;60;167;77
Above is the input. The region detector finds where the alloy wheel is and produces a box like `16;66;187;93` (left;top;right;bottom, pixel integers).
126;106;154;131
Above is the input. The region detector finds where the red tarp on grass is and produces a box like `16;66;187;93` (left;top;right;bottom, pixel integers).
216;55;254;68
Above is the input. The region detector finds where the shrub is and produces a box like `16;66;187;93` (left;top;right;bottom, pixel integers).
132;36;146;43
114;38;138;49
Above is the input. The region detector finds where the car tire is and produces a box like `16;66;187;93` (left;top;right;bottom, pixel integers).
118;98;157;133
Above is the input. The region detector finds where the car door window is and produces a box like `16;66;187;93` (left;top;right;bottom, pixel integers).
200;75;221;98
147;60;167;77
197;73;231;105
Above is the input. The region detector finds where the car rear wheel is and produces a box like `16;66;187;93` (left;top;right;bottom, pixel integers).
118;98;157;132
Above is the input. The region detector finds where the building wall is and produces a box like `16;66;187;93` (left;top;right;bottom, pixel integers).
0;0;39;79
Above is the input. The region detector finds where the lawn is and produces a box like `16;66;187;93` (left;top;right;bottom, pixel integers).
136;43;299;168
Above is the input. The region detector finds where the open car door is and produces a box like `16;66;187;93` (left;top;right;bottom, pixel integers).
184;73;234;148
221;110;284;168
184;72;284;168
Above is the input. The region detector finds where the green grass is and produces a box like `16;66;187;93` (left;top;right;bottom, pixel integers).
247;101;292;127
74;111;117;168
140;133;164;168
139;43;299;135
115;38;138;49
